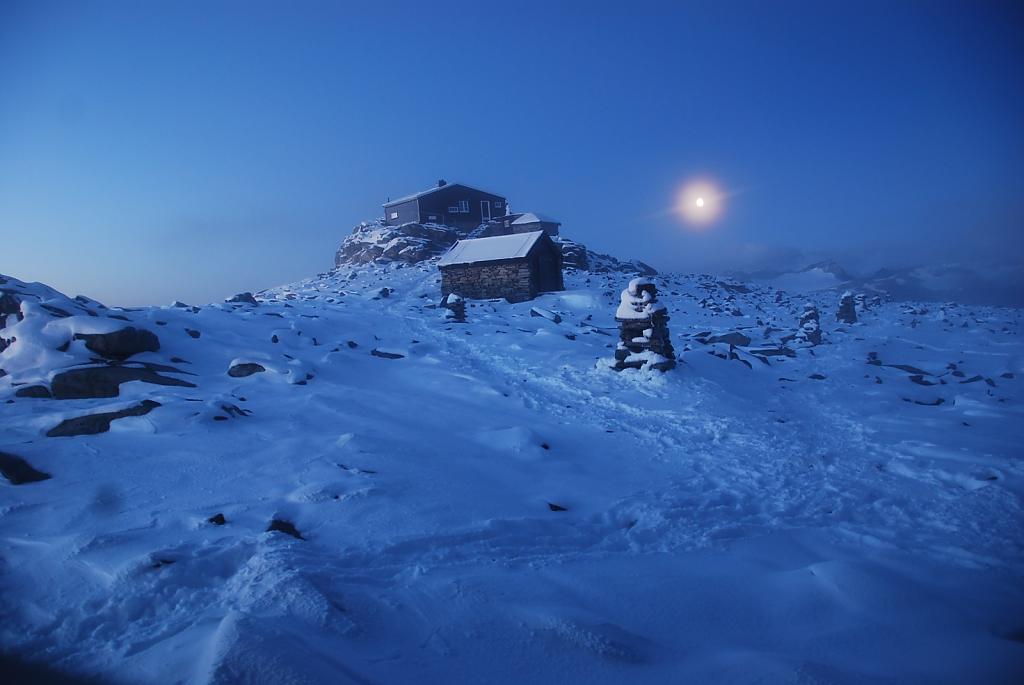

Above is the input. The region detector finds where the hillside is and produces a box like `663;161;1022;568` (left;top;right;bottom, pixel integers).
1;253;1023;683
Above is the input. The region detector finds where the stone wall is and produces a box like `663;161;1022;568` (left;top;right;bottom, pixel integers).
441;261;534;303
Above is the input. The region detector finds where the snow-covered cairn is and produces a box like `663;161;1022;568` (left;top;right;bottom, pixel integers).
794;302;822;345
613;278;675;372
441;293;466;323
836;291;857;324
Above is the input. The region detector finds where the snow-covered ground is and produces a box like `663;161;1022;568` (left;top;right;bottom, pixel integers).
1;263;1023;683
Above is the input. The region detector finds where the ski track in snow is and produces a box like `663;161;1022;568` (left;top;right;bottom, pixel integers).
1;264;1023;684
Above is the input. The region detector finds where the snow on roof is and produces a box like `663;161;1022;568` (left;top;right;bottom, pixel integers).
383;182;506;207
510;212;560;225
438;231;545;267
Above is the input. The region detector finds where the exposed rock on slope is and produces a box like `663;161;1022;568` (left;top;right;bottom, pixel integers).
334;220;658;275
336;221;465;266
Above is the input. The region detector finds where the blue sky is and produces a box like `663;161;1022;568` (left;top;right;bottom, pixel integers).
1;1;1021;305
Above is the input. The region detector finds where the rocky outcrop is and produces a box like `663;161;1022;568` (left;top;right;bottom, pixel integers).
557;238;657;276
333;221;659;276
335;221;464;267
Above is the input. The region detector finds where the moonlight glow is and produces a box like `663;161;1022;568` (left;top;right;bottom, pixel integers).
676;180;723;228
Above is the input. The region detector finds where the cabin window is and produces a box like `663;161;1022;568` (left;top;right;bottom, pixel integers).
494;201;503;208
389;212;398;220
458;200;470;213
448;206;459;213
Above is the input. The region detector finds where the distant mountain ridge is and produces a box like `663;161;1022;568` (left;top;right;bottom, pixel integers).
734;260;1024;307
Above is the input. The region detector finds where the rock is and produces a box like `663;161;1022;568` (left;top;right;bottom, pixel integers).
558;239;590;270
220;402;252;418
227;362;266;378
266;519;304;539
718;281;751;294
836;291;857;324
631;261;658;276
698;332;751;347
226;292;259;305
748;346;796;358
50;364;195;399
0;451;51;484
530;307;562;324
789;303;822;346
208;513;227;525
46;399;161;437
0;292;20;329
73;327;159;360
14;385;52;398
377;287;391;298
547;502;567;512
442;293;466;323
371;349;405;359
41;304;72;317
185;328;201;339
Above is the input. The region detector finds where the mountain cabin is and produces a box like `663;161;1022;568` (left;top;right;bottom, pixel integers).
383;180;507;231
438;231;564;303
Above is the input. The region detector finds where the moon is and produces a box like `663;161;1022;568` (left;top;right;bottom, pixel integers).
675;179;723;228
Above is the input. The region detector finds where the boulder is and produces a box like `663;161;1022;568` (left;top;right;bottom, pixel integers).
73;327;160;360
266;519;304;540
530;307;562;324
14;385;51;398
227;362;266;378
698;332;751;347
0;451;51;484
226;292;259;305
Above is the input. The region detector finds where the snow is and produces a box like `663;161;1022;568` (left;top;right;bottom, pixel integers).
616;283;666;321
510;212;560;225
1;267;1023;683
437;231;544;266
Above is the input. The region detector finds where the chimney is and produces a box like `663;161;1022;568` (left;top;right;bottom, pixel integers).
437;179;447;188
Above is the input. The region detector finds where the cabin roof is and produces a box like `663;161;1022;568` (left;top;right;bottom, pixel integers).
438;231;545;267
383;182;506;207
511;212;560;225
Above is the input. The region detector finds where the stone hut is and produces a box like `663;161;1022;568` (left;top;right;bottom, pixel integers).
438;231;564;303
